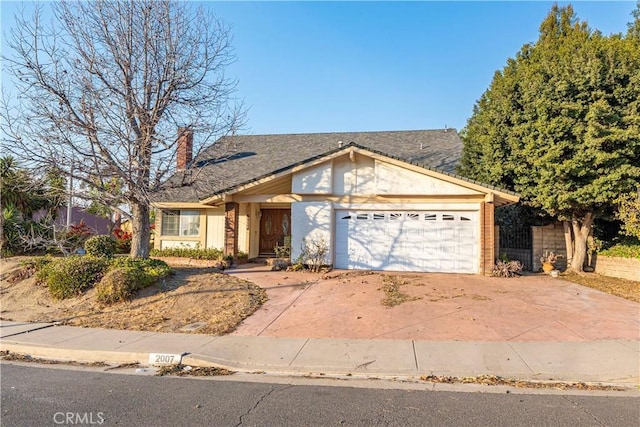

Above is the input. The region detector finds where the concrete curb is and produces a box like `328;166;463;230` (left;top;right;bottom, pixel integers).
1;321;638;390
0;342;149;365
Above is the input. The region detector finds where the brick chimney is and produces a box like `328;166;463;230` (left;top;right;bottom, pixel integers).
176;127;193;170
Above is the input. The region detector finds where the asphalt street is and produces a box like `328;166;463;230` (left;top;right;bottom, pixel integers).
1;363;638;426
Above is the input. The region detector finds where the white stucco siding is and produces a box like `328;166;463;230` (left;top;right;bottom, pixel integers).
332;156;353;195
332;154;376;195
292;162;333;194
291;201;333;265
375;161;481;196
206;206;225;249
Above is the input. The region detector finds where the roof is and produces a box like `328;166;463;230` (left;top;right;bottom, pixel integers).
152;129;473;203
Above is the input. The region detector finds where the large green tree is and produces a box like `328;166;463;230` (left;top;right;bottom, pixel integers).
459;4;640;271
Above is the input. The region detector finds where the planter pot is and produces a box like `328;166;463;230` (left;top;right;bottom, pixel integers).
542;262;555;273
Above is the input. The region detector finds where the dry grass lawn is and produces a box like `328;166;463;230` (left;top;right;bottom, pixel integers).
0;257;267;335
559;271;640;303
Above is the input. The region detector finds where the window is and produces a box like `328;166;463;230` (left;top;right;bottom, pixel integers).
161;210;200;236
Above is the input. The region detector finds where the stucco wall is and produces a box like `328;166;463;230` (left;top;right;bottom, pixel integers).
292;162;332;194
291;201;333;265
594;256;640;281
375;161;480;196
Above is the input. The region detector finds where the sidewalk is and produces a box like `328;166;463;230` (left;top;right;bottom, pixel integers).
1;320;638;386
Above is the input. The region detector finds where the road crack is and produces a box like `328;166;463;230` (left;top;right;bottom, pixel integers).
236;384;293;426
561;395;606;426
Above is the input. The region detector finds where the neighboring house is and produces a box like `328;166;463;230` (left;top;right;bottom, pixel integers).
152;129;519;274
33;206;111;235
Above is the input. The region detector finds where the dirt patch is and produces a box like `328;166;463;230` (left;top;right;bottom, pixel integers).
156;364;234;377
419;374;626;391
560;271;640;303
0;257;267;335
0;350;110;367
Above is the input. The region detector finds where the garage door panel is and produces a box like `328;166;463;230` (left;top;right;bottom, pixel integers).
335;210;479;273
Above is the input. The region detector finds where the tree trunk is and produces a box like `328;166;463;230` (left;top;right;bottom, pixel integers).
130;202;150;258
569;212;595;272
562;221;573;267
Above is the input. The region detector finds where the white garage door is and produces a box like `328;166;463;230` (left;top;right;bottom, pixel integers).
335;210;479;273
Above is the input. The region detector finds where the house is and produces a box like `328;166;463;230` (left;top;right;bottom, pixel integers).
151;129;519;274
33;206;112;235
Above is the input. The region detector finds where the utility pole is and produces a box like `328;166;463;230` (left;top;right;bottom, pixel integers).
66;159;74;229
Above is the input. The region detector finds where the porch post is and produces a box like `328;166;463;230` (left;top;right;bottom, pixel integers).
225;202;239;256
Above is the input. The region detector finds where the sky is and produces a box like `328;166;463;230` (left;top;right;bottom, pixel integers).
1;1;637;136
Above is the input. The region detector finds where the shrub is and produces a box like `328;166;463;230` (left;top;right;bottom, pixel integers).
599;239;640;260
38;256;109;299
95;267;146;305
149;247;224;260
21;255;54;271
55;221;93;254
84;235;116;257
492;259;524;278
108;257;172;283
113;227;132;254
297;237;329;272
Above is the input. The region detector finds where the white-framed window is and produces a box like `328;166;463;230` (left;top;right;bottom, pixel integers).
161;210;200;237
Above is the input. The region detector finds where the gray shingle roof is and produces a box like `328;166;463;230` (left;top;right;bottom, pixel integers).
153;129;464;203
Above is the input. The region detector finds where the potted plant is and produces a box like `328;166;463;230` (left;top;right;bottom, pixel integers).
237;251;248;265
539;251;560;273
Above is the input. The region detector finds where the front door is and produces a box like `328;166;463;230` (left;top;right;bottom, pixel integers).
259;209;291;254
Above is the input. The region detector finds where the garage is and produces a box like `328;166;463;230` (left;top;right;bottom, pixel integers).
334;210;479;273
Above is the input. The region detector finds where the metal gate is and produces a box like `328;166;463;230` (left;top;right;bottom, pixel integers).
499;226;533;271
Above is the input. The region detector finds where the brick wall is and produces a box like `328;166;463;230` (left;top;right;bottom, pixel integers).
594;256;640;281
224;202;239;256
480;202;495;275
532;223;567;271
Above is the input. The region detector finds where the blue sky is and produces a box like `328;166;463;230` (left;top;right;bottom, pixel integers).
1;1;637;135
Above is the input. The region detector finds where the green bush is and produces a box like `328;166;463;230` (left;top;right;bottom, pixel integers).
38;256;109;299
108;257;172;283
599;240;640;259
150;247;224;260
84;235;116;257
21;255;54;271
95;267;146;305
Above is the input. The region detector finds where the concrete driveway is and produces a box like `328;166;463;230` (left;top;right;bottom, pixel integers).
226;264;640;342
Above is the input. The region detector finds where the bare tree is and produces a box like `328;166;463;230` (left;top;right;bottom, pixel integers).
1;0;245;257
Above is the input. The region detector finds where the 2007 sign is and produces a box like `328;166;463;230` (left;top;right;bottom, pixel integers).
148;353;182;365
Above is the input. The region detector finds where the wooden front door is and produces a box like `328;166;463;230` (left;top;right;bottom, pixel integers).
259;209;291;253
